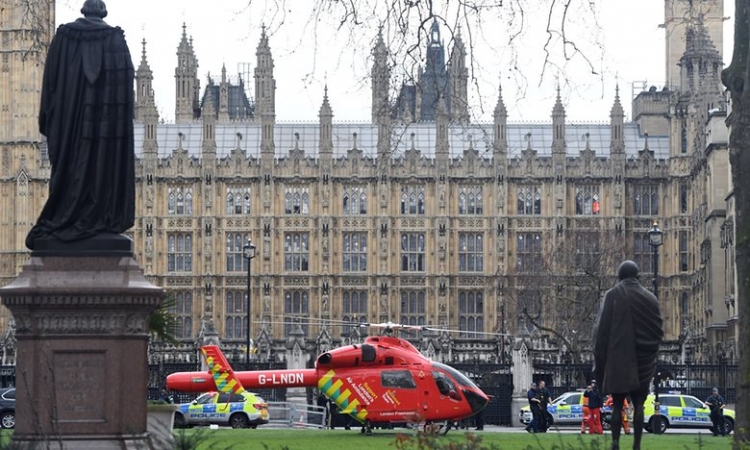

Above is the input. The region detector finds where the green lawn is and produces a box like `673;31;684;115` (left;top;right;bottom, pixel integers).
175;428;733;450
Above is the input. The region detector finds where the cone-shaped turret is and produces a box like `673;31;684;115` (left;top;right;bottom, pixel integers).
175;23;200;122
551;85;566;154
255;25;276;117
135;38;157;121
371;26;391;123
319;85;333;156
610;85;625;154
449;27;469;124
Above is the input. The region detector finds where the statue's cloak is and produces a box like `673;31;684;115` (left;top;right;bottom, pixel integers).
593;278;663;395
27;17;134;249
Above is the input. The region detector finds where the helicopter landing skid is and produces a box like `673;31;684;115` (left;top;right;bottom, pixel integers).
423;421;453;435
360;420;373;436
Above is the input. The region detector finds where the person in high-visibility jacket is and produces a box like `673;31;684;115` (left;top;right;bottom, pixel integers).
580;393;590;434
604;395;631;435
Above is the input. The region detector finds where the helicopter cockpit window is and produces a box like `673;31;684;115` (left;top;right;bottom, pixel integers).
432;362;479;390
432;371;457;396
361;344;376;362
381;370;417;389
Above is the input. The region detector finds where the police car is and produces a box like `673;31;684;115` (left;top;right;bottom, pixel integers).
519;391;610;430
641;393;735;435
173;391;269;429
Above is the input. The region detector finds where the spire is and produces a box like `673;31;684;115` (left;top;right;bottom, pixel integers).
257;23;270;54
494;81;507;118
175;23;199;122
255;24;276;117
135;38;156;121
493;80;508;156
610;85;625;157
319;84;333;117
371;25;391;123
610;84;624;118
551;84;566;155
319;86;333;156
374;25;387;58
137;38;151;75
552;84;565;116
449;25;469;124
218;64;229;122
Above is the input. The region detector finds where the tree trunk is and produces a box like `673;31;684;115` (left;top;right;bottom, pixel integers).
723;2;750;447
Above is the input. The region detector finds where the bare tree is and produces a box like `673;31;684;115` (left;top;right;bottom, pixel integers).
244;0;604;118
509;229;626;362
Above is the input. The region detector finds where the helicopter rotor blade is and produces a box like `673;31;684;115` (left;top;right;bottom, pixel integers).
256;318;512;337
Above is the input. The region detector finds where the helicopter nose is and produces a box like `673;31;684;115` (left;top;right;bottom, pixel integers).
463;389;489;414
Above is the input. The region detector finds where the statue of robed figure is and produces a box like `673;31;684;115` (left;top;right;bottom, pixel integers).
26;0;135;255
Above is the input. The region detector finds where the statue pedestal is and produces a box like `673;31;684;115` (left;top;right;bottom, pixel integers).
0;256;163;449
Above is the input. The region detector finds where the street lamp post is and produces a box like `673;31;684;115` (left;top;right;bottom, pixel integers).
243;239;257;371
647;221;663;298
647;220;664;433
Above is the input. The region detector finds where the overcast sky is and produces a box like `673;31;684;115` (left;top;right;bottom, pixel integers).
56;1;734;124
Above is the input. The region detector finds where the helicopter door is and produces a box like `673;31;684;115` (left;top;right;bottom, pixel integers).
380;370;419;417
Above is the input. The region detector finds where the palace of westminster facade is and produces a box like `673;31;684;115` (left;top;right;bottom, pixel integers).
0;1;738;366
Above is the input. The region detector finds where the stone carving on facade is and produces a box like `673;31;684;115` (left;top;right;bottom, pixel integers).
125;313;148;333
10;312;150;336
2;148;8;174
262;218;271;260
145;185;154;209
145;235;153;260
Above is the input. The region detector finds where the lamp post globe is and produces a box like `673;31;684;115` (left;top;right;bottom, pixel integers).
242;239;256;370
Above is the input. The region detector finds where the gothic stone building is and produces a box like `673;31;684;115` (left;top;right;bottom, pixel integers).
0;0;736;366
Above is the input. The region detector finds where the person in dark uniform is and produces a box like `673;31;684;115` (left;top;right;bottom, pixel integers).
705;387;726;436
525;382;541;433
537;381;552;432
316;392;328;427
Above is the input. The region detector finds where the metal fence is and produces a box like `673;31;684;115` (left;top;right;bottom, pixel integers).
533;363;595;399
533;362;738;404
656;363;738;404
266;402;326;429
451;363;514;426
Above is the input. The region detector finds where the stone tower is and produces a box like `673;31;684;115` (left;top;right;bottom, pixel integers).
664;0;724;89
0;1;55;292
448;28;469;124
371;27;390;123
175;24;200;122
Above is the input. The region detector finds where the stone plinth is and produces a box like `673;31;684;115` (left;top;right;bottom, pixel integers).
0;256;164;449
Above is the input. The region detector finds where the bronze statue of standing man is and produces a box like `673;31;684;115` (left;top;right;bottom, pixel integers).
593;260;663;450
26;0;135;255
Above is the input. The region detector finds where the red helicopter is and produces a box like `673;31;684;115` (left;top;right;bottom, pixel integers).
167;321;491;434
